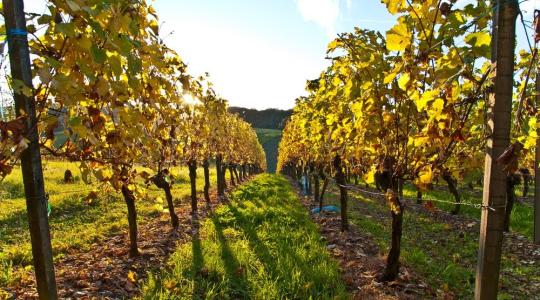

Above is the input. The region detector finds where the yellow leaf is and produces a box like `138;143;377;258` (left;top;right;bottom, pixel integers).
416;90;437;111
413;136;430;147
384;72;397;84
465;31;491;48
432;98;444;113
397;73;410;91
528;116;537;131
149;19;159;35
416;166;434;190
327;39;342;52
127;270;138;283
95;168;113;181
382;0;407;14
364;166;377;184
386;22;410;51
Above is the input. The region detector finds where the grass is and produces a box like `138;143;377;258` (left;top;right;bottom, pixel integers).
255;128;282;173
401;182;534;239
322;182;539;299
142;174;347;299
0;160;218;290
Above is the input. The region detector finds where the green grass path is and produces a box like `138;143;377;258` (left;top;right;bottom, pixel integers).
142;174;347;299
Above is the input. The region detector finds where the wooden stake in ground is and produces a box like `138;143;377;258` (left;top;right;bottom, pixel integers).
535;68;540;244
2;0;58;298
475;1;518;299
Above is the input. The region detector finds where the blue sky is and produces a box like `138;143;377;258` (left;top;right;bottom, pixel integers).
24;0;540;110
151;0;394;110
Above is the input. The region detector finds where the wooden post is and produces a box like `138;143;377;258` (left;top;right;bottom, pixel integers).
2;0;58;298
535;70;540;244
475;1;518;299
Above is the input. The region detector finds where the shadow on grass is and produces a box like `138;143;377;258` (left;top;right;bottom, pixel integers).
221;176;343;298
142;175;345;299
190;212;206;299
211;217;251;298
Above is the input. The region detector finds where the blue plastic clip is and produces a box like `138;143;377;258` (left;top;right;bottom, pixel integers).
7;28;27;38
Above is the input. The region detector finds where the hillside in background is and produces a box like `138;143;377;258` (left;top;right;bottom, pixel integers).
229;107;290;172
255;128;282;173
229;107;292;130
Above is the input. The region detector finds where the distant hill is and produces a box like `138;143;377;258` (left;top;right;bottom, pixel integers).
229;107;291;173
255;129;282;173
229;107;292;130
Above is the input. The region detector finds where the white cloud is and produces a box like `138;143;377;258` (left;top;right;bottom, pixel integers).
295;0;341;36
160;20;325;110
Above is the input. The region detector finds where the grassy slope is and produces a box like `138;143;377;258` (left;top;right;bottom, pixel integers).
401;183;533;238
0;160;217;289
254;128;281;174
142;174;347;299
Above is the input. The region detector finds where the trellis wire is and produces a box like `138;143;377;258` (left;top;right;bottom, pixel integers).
326;179;506;211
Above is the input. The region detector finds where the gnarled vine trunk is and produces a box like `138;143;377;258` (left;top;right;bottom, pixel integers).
333;156;349;231
121;183;139;257
233;165;240;183
313;172;320;204
504;174;520;232
229;165;236;186
442;172;461;215
151;171;179;228
376;158;403;282
381;191;403;282
188;161;197;213
203;159;211;204
319;173;328;213
221;164;228;191
216;155;224;197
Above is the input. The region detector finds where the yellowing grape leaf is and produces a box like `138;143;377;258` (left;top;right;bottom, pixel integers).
397;73;410;90
382;0;407;14
415;166;434;190
384;71;397;84
465;31;491;48
127;270;138;283
149;19;159;35
416;90;436;111
386;22;410;51
432;98;444;113
364;166;377;184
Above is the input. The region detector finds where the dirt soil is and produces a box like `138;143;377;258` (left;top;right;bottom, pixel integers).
5;189;230;299
291;179;436;300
